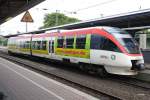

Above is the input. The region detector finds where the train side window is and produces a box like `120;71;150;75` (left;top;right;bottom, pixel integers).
49;40;54;53
24;41;27;49
102;39;121;52
37;41;41;50
25;41;30;49
76;35;86;49
19;41;22;48
34;41;41;50
34;41;38;50
90;34;105;49
66;36;74;48
23;42;26;48
52;41;54;53
21;41;24;48
41;41;46;50
26;41;28;49
57;36;64;48
32;41;36;49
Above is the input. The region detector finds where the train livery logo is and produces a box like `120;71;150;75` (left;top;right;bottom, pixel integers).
111;55;116;60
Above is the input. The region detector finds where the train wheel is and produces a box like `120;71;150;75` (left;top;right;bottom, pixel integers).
8;51;13;55
97;67;108;77
79;63;89;72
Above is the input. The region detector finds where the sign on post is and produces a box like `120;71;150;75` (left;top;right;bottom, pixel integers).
21;11;33;22
21;11;33;32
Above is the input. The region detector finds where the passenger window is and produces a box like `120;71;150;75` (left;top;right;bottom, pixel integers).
57;36;64;48
66;36;74;48
37;41;41;50
32;41;36;49
20;41;23;48
49;40;54;53
33;41;41;50
102;39;121;52
76;35;86;49
90;34;105;49
27;41;30;49
25;41;30;49
24;41;27;49
41;41;46;50
35;41;38;49
52;41;54;53
23;42;26;48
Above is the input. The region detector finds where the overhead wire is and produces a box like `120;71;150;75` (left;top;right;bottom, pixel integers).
73;0;118;12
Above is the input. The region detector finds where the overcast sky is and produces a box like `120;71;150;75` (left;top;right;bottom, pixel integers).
0;0;150;35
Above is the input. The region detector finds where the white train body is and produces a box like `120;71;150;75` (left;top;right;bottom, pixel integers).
7;27;145;75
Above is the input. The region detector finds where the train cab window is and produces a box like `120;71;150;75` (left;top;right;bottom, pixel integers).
102;39;121;52
76;35;86;49
90;34;105;49
41;41;46;50
57;36;64;48
66;36;74;48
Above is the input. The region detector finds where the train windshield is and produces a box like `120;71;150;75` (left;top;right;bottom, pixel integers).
104;27;128;34
118;38;140;54
104;27;140;54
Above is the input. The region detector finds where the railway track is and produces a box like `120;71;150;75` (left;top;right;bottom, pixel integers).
0;51;150;100
108;75;150;90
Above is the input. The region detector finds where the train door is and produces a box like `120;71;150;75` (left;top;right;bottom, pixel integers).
49;37;55;57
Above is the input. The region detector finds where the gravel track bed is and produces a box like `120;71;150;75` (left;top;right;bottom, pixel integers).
0;52;150;100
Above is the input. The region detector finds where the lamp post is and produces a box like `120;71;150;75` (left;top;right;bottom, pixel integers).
55;10;60;26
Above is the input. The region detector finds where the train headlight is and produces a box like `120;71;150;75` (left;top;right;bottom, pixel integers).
138;63;145;70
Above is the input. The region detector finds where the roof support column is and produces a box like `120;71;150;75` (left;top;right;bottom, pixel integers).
140;34;147;49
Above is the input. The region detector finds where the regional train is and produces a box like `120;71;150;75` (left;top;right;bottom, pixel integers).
7;26;145;76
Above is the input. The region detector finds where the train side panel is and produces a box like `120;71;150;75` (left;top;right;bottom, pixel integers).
8;37;18;53
17;37;31;55
90;50;137;75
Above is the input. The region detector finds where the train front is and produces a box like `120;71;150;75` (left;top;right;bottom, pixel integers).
104;27;145;75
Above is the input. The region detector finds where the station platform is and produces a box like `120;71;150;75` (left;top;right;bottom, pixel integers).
0;57;98;100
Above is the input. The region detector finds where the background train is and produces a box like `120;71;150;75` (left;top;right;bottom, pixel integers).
7;26;145;76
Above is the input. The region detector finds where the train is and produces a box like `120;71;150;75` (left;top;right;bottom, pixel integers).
7;26;145;76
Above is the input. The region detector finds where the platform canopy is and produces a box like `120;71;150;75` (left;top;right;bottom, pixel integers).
52;8;150;31
27;8;150;34
0;0;45;24
4;8;150;38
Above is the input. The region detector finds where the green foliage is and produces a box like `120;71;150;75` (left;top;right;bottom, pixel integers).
40;13;80;29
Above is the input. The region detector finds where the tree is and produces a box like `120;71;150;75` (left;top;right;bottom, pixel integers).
40;13;80;29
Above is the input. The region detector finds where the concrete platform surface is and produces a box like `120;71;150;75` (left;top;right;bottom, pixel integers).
0;57;98;100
